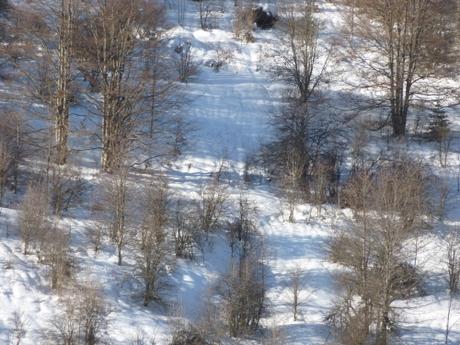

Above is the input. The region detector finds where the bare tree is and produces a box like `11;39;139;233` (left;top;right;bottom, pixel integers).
446;232;460;294
198;161;228;237
41;226;72;290
18;183;50;255
13;0;78;165
53;0;76;165
289;266;302;321
47;283;110;345
0;111;24;199
75;0;163;172
276;0;327;103
177;0;186;26
338;0;457;137
281;150;305;223
48;163;86;216
172;199;199;259
233;4;256;42
9;311;27;345
428;107;451;168
138;175;169;306
111;167;129;266
329;158;430;344
223;253;266;337
228;190;258;257
175;41;198;83
197;0;222;30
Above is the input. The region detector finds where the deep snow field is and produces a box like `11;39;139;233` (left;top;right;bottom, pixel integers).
0;0;460;344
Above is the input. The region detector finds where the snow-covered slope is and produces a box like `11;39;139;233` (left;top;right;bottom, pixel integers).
0;0;459;344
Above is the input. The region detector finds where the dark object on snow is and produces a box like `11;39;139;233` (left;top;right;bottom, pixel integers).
253;7;277;29
170;326;209;345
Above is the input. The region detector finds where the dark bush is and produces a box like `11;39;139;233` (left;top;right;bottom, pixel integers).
170;325;209;345
253;7;277;29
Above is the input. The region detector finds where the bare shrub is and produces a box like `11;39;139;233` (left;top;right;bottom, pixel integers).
47;283;110;345
446;232;460;294
0;139;12;200
131;332;156;345
18;183;50;255
175;41;198;82
281;150;305;223
228;191;257;257
172;199;199;259
169;324;209;345
210;44;234;72
48;163;86;216
262;322;285;345
197;0;222;30
289;266;302;321
330;158;430;344
326;292;370;345
198;162;228;237
223;254;266;337
86;201;106;255
0;111;24;198
9;311;27;345
138;175;169;306
41;226;73;290
234;6;255;42
104;166;129;266
427;108;451;167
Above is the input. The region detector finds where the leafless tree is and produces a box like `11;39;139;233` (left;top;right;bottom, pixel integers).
337;0;457;137
12;0;78;165
9;311;27;345
47;283;110;345
289;266;302;321
0;111;24;199
276;0;327;103
75;0;164;172
197;0;222;30
172;199;199;259
175;41;198;83
48;163;86;216
41;226;72;291
138;175;169;306
281;150;305;223
446;232;460;294
198;161;228;236
18;183;50;255
102;166;129;266
223;253;266;337
329;158;430;344
228;190;258;257
428;107;452;168
177;0;186;26
233;4;256;42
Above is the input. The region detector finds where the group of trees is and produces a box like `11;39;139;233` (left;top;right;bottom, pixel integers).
1;0;459;344
5;0;184;174
328;159;430;345
338;0;458;137
262;0;458;213
256;1;459;344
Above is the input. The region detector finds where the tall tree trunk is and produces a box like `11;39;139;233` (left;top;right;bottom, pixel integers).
54;0;74;165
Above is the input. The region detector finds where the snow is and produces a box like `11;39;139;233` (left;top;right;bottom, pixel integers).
0;0;460;344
